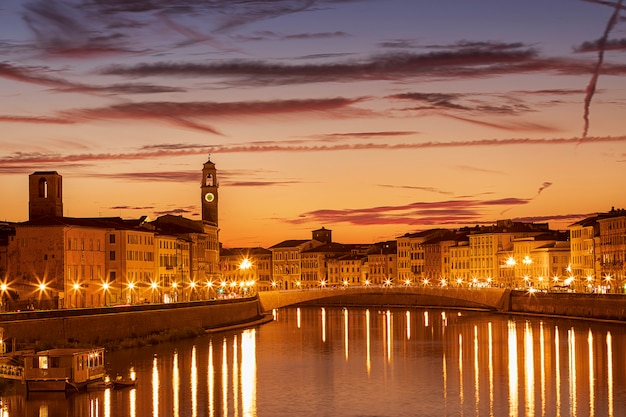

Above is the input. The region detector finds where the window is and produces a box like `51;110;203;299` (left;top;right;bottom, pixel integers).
38;356;49;369
110;251;116;261
38;178;48;198
109;234;116;244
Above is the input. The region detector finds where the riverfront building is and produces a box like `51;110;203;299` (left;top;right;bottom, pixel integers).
2;155;625;309
2;157;220;309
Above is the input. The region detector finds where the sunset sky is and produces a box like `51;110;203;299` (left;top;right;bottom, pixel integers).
1;0;625;248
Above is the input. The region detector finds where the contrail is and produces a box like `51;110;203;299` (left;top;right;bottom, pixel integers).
583;0;624;138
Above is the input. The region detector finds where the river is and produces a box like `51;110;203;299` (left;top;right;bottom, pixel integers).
1;306;626;416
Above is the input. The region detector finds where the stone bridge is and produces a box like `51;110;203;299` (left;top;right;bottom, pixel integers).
258;287;511;312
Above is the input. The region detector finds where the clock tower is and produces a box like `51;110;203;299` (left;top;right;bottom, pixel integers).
201;156;219;225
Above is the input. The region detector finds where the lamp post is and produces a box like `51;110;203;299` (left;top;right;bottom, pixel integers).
37;282;48;310
102;282;110;306
1;282;9;312
150;281;159;303
239;258;252;297
189;281;197;301
171;282;179;302
127;282;135;304
206;281;214;300
72;282;82;308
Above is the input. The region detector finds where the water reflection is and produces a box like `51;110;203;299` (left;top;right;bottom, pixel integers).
2;308;626;416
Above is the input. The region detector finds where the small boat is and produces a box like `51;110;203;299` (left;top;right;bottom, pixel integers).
87;375;113;390
113;374;136;389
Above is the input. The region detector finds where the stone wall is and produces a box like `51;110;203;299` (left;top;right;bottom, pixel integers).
0;298;262;345
509;291;626;321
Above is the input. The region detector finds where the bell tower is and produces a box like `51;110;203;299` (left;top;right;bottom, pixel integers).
201;156;219;225
29;171;63;220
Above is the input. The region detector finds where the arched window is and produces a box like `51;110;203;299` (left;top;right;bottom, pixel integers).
205;173;214;187
38;178;48;198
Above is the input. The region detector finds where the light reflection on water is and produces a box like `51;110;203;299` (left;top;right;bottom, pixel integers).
1;307;626;416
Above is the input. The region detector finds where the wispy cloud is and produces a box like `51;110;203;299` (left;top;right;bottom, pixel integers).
289;183;564;228
289;198;525;227
536;181;553;196
204;135;626;154
378;184;454;196
2;136;624;173
100;47;599;86
0;97;365;134
19;0;362;58
0;62;183;95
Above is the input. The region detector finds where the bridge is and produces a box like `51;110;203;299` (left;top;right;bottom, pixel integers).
257;286;511;312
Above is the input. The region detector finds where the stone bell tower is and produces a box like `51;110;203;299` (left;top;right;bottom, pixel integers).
29;171;63;220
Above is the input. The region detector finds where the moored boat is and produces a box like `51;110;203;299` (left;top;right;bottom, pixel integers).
22;347;106;392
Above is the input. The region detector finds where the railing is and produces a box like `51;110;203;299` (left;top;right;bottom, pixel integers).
0;364;23;380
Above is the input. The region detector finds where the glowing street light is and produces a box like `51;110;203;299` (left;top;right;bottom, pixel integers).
102;281;111;306
239;258;252;270
127;282;136;304
150;281;159;303
0;282;9;311
35;281;49;309
189;281;197;301
71;282;82;308
206;281;214;299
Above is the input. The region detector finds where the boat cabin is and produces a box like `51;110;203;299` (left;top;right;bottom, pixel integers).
23;347;106;391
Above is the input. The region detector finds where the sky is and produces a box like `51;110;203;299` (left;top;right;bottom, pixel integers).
1;0;625;248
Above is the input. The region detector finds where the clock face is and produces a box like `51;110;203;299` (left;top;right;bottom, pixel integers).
204;192;215;202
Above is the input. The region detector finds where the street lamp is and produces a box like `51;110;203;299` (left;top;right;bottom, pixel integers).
206;281;214;299
150;281;159;303
36;281;48;309
127;282;135;304
72;282;81;308
0;282;8;311
102;281;110;306
189;281;197;301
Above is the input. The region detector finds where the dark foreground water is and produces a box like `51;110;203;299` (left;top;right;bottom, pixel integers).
2;306;626;416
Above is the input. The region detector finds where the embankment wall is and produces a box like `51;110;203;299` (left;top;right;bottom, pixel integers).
509;291;626;321
0;298;262;344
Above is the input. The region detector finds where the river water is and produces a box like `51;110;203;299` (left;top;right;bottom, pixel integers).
2;306;626;417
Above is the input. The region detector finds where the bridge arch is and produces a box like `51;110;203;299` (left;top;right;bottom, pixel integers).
258;287;510;312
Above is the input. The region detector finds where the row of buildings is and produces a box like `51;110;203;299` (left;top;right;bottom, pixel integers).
1;157;625;310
